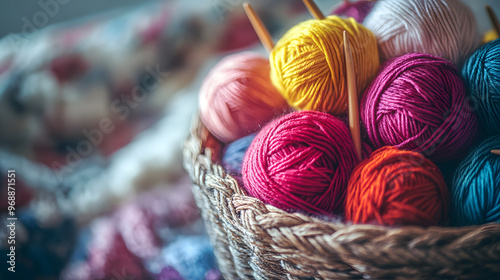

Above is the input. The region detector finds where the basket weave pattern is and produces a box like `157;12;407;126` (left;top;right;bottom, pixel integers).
183;118;500;280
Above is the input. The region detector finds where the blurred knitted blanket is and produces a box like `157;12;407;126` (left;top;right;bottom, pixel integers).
0;1;308;279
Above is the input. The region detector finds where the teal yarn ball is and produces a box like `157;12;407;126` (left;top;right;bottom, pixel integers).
462;39;500;135
452;135;500;226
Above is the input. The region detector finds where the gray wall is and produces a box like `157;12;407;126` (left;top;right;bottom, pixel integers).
0;0;499;41
0;0;156;39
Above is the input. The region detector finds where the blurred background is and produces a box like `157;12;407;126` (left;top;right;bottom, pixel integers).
0;0;498;279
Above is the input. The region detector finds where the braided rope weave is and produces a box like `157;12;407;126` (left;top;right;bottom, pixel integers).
183;118;500;280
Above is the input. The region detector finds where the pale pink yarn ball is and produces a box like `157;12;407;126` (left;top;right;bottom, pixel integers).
364;0;481;66
199;52;289;143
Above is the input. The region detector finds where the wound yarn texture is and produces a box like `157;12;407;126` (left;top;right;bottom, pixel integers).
361;53;479;161
222;133;257;186
462;39;500;135
346;146;449;227
242;110;361;216
451;136;500;226
364;0;480;66
199;52;289;143
269;16;379;115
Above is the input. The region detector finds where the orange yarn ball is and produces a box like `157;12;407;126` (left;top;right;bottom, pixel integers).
345;146;449;226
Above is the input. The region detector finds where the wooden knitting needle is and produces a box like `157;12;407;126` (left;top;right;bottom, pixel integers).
486;5;500;37
302;0;325;20
344;31;362;160
491;149;500;156
243;2;274;52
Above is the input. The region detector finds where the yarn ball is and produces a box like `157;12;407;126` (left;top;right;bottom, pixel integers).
462;39;500;135
364;0;480;66
242;110;361;215
361;53;479;161
345;146;449;226
483;30;499;44
269;16;379;115
329;0;375;23
451;136;500;226
199;52;288;143
222;133;257;185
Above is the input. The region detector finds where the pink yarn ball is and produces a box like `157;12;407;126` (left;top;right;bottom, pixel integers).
199;52;289;143
361;53;479;161
242;110;364;216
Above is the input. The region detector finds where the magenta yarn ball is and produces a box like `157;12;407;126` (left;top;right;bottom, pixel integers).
199;52;289;143
361;53;479;161
242;110;368;216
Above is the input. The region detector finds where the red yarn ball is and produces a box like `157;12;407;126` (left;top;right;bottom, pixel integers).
242;110;361;216
345;146;449;226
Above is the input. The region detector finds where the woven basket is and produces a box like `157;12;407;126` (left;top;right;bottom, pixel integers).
183;117;500;280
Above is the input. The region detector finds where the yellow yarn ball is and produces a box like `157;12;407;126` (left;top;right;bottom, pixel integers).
483;29;499;44
270;16;379;114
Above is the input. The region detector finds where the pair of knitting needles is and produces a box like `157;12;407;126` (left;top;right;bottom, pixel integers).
245;0;500;158
322;0;500;160
243;0;363;160
302;2;500;158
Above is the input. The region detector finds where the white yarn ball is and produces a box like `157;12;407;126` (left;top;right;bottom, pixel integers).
364;0;481;66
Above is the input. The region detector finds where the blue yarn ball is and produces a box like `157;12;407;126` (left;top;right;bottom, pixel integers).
452;135;500;226
222;133;256;183
462;38;500;134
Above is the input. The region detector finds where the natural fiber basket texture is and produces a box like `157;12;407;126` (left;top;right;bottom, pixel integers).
183;117;500;280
